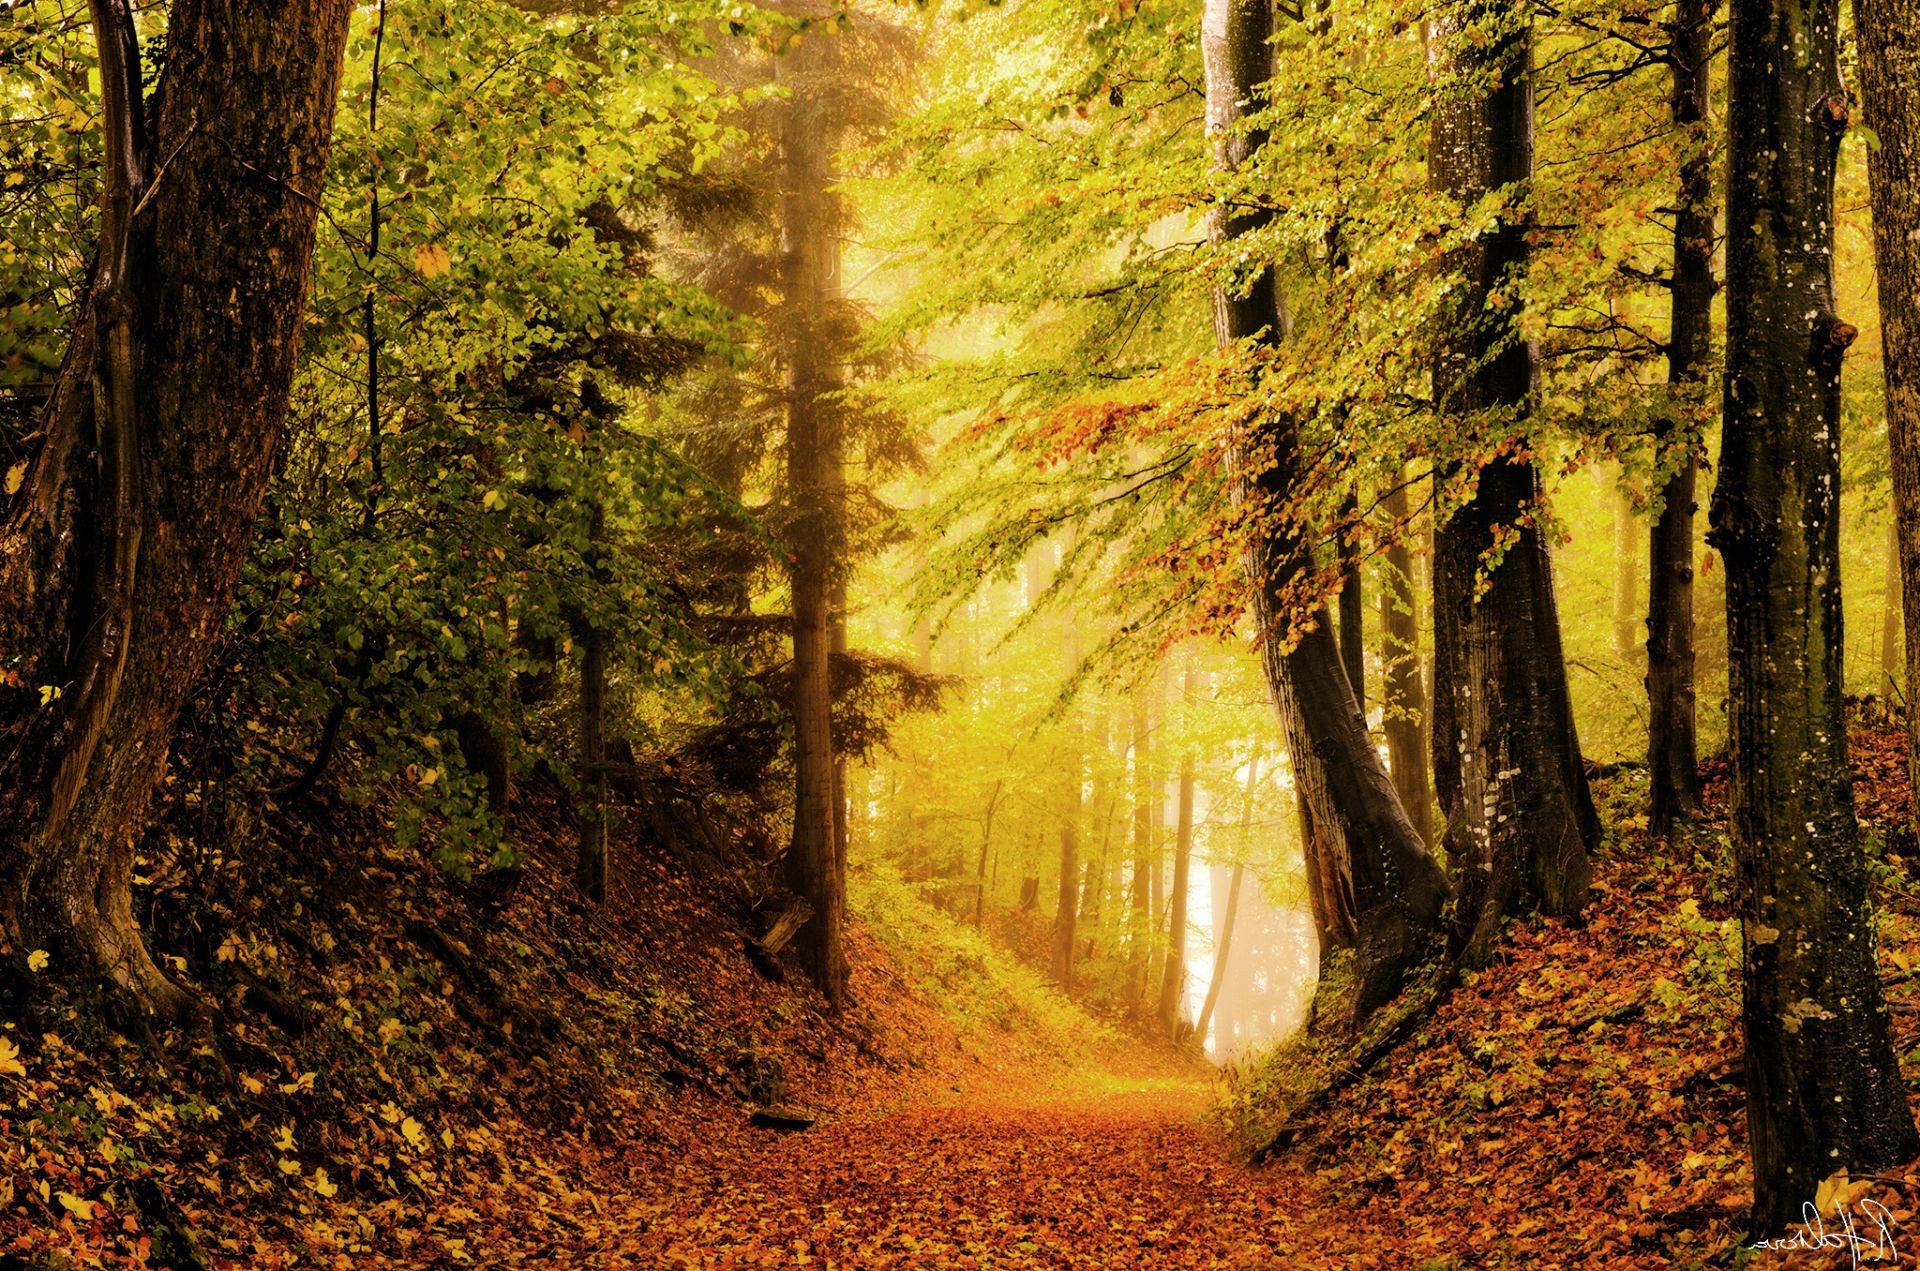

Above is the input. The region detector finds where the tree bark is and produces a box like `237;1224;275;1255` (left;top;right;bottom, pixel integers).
1428;3;1596;963
1717;0;1920;1227
1125;694;1152;1016
1380;478;1434;846
1881;516;1902;696
1646;0;1712;834
1206;0;1448;1023
1861;0;1920;822
1336;505;1366;710
1053;625;1081;989
1196;753;1258;1048
0;0;353;1022
1612;482;1640;658
577;506;610;903
1156;659;1198;1034
777;36;847;1007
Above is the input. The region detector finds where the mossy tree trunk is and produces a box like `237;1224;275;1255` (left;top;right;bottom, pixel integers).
0;0;353;1023
1715;0;1920;1227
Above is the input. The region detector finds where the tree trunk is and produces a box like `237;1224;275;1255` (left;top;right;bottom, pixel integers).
1078;710;1113;948
1336;503;1366;710
1861;0;1920;821
1156;660;1198;1034
1196;753;1258;1048
1206;0;1449;1022
1125;694;1152;1015
577;504;610;904
1612;482;1640;658
1717;0;1920;1227
777;38;847;1008
1646;0;1712;834
1428;3;1596;963
1881;516;1902;696
1380;478;1434;846
1053;628;1081;989
0;0;353;1022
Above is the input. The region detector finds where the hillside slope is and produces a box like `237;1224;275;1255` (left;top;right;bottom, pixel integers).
0;778;1151;1270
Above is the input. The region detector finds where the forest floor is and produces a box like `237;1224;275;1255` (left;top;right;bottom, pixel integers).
11;722;1920;1269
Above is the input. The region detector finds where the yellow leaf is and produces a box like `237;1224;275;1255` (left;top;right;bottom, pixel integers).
413;242;451;278
240;1074;265;1095
308;1167;337;1198
0;1037;24;1077
274;1123;296;1152
1816;1169;1850;1214
400;1115;427;1148
277;1157;300;1176
4;460;25;496
24;949;47;973
56;1191;95;1220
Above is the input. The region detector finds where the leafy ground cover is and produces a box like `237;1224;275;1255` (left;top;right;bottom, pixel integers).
11;725;1920;1269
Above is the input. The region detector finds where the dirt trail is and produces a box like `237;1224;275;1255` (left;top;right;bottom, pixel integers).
609;1081;1683;1271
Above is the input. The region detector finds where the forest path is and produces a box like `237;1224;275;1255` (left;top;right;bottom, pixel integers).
614;1080;1426;1270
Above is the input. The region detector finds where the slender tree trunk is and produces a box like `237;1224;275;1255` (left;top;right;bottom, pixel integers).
1126;695;1152;1016
1882;516;1902;696
1336;504;1366;710
1156;659;1198;1034
974;782;1000;929
1206;0;1448;1022
1078;711;1112;945
1053;626;1081;989
1196;753;1258;1048
0;0;353;1021
1715;0;1920;1227
577;501;610;903
1380;478;1434;846
778;40;847;1007
1612;482;1640;658
1428;3;1596;963
1861;0;1920;816
1647;0;1713;833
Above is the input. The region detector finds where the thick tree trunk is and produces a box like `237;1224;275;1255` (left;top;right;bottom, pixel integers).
1861;0;1920;823
1717;0;1920;1228
778;40;847;1007
1156;661;1198;1034
1428;4;1596;962
1647;0;1712;834
1206;0;1448;1023
0;0;352;1022
1380;479;1434;846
